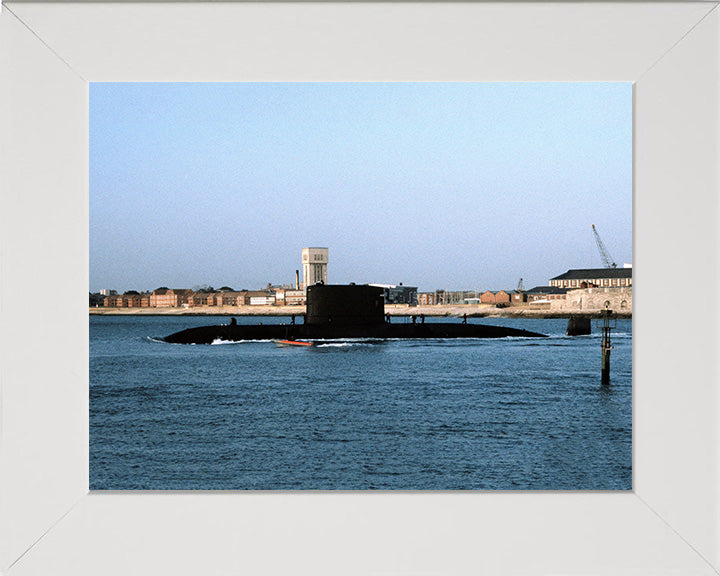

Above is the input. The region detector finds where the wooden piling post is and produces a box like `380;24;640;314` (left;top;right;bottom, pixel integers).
601;342;611;385
600;301;614;385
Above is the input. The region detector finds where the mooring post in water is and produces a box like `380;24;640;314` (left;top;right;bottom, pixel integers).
601;301;614;385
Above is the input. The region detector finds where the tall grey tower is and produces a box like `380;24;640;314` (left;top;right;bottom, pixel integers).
301;247;328;290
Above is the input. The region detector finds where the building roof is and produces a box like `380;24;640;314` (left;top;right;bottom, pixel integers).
550;268;632;281
369;283;418;290
526;286;569;294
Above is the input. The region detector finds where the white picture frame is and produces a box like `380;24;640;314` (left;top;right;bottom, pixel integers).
1;2;718;574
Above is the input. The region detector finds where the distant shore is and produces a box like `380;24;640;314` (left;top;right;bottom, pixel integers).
89;304;631;319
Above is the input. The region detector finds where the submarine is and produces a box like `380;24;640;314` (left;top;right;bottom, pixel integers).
162;284;547;344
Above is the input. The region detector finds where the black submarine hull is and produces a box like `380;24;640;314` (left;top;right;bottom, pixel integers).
161;285;547;344
162;322;547;344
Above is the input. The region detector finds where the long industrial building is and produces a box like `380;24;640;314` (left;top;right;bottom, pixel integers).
549;267;632;289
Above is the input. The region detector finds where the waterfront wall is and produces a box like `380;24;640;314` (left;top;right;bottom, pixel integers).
550;286;632;313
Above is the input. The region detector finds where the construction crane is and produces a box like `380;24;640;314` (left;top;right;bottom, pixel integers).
591;224;617;268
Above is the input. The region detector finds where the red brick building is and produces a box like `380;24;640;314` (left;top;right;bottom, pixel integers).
103;293;150;307
150;288;193;307
494;290;510;306
418;293;440;305
480;290;511;305
188;293;216;307
125;294;150;307
103;295;126;307
216;292;244;306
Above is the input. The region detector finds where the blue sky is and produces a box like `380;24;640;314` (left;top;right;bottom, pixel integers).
90;82;631;293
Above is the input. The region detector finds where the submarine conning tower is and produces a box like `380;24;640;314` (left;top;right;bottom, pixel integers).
305;284;385;326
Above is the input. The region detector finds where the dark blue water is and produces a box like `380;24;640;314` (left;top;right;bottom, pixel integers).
90;315;632;490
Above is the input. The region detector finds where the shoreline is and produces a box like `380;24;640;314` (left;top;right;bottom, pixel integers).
89;304;631;319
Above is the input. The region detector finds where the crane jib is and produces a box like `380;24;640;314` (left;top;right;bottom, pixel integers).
591;224;617;269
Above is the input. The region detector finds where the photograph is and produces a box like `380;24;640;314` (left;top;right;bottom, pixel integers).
89;82;632;490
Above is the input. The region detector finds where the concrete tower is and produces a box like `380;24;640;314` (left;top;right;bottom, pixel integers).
301;247;328;290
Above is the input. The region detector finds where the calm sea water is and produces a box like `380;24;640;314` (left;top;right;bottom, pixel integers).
90;315;632;490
